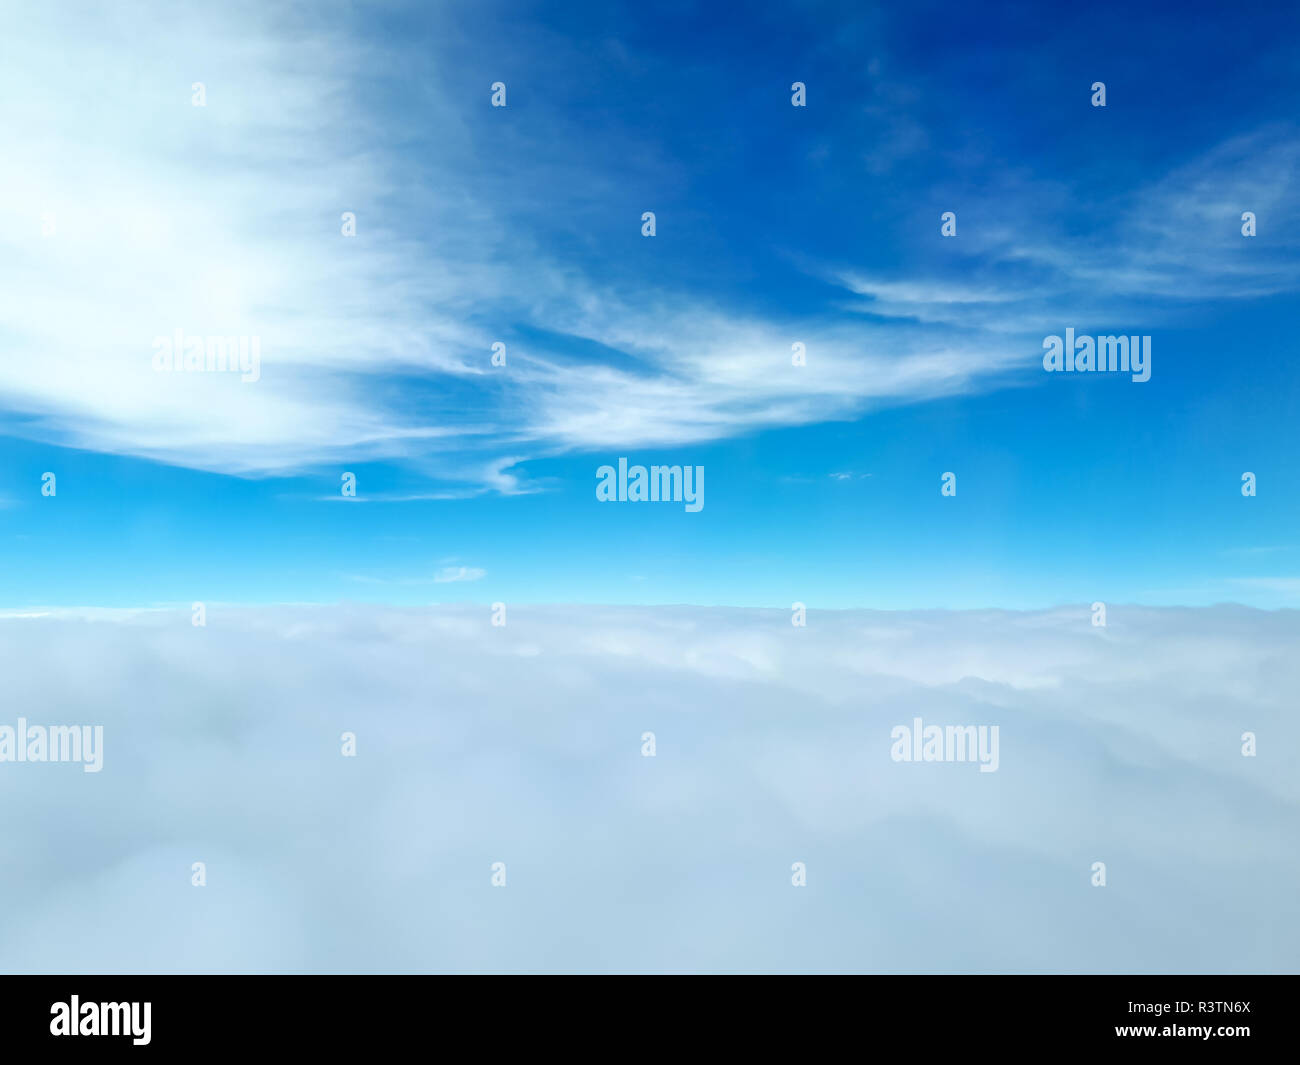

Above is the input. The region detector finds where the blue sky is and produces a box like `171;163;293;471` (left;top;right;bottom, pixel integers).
2;0;1298;608
2;1;1298;981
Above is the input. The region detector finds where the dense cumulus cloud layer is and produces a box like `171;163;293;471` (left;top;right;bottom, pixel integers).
0;603;1296;973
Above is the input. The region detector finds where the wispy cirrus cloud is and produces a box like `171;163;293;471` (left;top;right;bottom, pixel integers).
1230;577;1300;595
433;566;486;583
341;565;487;587
830;123;1300;338
2;4;1295;493
0;1;1063;485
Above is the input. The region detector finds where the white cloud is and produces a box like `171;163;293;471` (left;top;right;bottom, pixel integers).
829;124;1300;337
3;7;1295;489
0;3;1050;484
1231;577;1300;595
433;566;486;583
0;1;501;477
0;603;1294;973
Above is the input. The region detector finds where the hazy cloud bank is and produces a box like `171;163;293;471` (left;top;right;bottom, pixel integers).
0;603;1295;973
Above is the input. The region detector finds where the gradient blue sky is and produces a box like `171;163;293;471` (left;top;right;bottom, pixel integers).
2;0;1298;608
